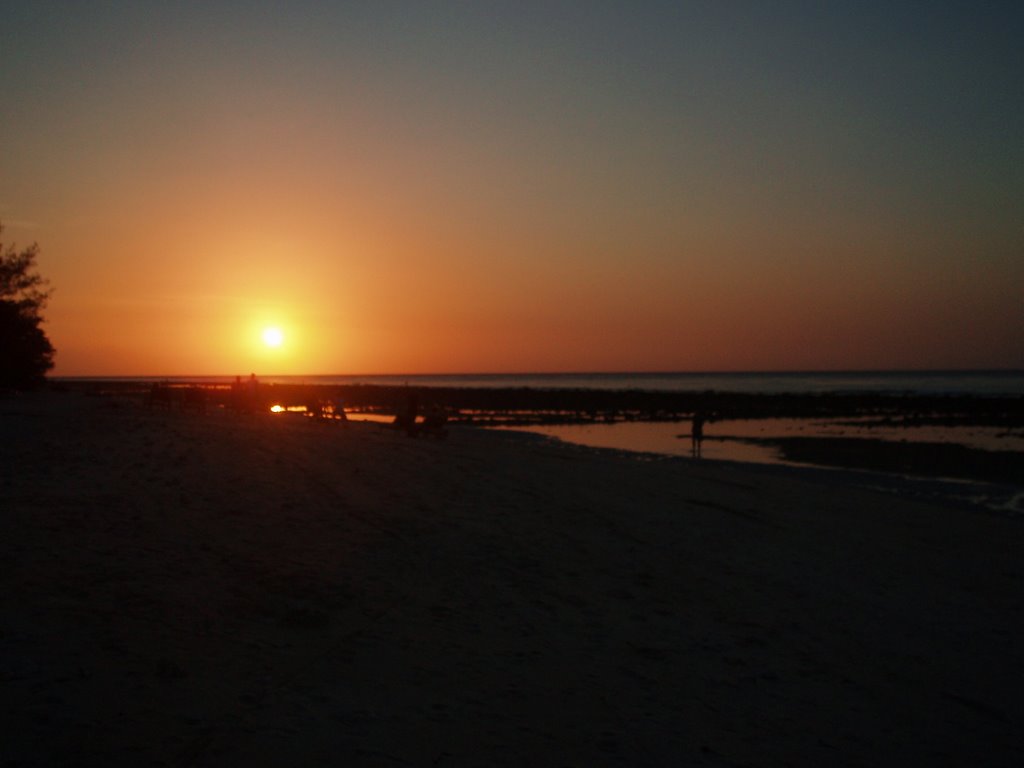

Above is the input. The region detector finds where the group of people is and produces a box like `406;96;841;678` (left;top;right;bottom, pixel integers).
305;396;348;424
148;374;446;436
230;373;261;414
394;392;448;438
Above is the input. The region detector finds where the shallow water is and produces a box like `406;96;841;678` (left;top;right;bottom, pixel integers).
495;418;1024;514
495;418;1024;465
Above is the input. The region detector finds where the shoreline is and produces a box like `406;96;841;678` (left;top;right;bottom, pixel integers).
44;379;1024;491
498;425;1024;518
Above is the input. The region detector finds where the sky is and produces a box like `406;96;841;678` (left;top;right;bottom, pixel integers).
2;1;1022;375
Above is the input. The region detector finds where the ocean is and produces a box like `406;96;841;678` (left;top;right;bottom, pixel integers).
68;369;1024;396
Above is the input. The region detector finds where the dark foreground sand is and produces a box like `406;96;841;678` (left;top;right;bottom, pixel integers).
2;392;1022;766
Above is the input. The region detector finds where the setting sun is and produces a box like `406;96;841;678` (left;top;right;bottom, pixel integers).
262;327;284;347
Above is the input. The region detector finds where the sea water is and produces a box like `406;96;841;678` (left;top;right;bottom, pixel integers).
489;416;1024;515
300;369;1022;395
495;417;1024;461
71;369;1024;396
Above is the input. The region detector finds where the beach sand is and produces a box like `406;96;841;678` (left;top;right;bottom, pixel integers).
2;392;1022;766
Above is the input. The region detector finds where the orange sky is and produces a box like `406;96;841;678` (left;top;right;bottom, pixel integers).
3;3;1022;375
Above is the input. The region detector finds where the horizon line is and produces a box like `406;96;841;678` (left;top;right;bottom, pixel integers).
51;368;1024;380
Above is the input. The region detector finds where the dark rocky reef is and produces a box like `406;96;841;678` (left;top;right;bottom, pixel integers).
57;380;1024;428
769;437;1024;486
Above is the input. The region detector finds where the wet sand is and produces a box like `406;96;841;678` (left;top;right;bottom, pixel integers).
2;391;1023;766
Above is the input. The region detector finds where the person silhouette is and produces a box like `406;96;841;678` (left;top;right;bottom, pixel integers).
395;391;419;435
691;411;706;457
247;373;259;413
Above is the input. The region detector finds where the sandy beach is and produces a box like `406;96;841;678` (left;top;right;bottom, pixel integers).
3;391;1022;766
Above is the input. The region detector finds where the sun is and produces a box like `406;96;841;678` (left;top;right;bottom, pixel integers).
262;327;284;347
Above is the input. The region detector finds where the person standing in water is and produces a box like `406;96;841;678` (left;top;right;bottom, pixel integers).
691;411;706;457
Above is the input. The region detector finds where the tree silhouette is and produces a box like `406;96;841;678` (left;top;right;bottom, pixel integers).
1;224;55;389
